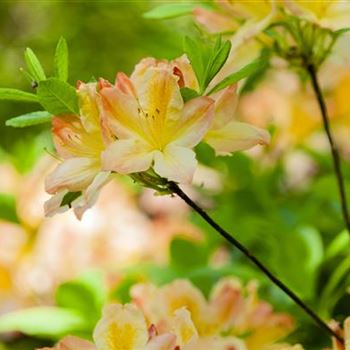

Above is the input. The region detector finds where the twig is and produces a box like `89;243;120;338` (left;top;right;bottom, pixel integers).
307;64;350;237
168;181;344;344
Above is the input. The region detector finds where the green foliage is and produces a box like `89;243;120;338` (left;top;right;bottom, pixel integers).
37;78;79;115
170;237;209;270
180;87;199;102
55;271;106;327
0;307;87;340
61;191;82;208
55;37;69;82
208;56;269;94
24;48;47;82
0;89;38;103
0;193;19;223
144;3;197;19
184;36;231;94
6;111;52;128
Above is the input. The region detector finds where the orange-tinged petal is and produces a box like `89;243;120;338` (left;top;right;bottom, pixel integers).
206;121;270;155
99;86;145;140
102;139;154;174
133;67;183;125
211;84;238;129
115;72;137;97
45;157;99;194
153;144;197;184
52;116;104;159
37;336;96;350
145;333;177;350
172;55;199;91
77;82;100;133
193;7;237;33
171;96;214;148
93;304;148;350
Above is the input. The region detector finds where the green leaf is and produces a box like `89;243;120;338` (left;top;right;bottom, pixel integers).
24;48;46;82
170;237;208;270
56;270;106;325
144;3;196;19
180;87;199;103
334;27;350;37
0;88;38;103
208;58;267;95
55;37;69;82
184;36;205;92
0;307;87;339
325;230;349;261
6;111;52;128
61;191;82;208
205;39;231;87
0;193;19;223
37;78;79;115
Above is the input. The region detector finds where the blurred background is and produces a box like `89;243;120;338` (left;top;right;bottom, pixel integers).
0;2;350;350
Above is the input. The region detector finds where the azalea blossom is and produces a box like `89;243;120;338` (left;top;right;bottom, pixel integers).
284;0;350;30
44;82;111;219
131;277;294;350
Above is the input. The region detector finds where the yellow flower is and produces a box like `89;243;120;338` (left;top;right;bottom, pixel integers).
99;60;214;184
45;82;111;219
284;0;350;30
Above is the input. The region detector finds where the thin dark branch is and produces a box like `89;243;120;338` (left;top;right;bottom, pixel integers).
307;64;350;237
168;181;344;344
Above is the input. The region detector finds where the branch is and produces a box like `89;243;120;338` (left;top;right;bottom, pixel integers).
168;181;344;344
307;64;350;237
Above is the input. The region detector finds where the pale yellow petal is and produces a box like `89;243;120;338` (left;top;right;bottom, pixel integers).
93;304;148;350
45;157;99;194
193;6;237;34
171;96;214;148
171;308;198;347
77;82;100;133
211;84;238;129
102;139;154;174
172;54;199;91
44;190;70;217
206;121;270;155
153;144;197;183
52;116;104;159
345;317;350;350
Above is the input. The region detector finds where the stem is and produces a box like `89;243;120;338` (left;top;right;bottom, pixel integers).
168;181;344;344
307;64;350;237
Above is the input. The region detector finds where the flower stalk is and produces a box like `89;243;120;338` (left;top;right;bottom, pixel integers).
167;181;344;344
306;64;350;238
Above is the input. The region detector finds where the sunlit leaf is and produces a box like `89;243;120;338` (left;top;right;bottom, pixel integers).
0;307;87;339
24;48;46;82
180;87;199;102
55;37;69;82
144;3;197;19
37;78;79;115
0;88;38;103
208;58;268;94
0;193;19;223
6;111;52;128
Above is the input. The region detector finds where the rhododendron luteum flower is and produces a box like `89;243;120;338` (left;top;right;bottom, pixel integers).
45;82;111;219
99;56;269;183
131;278;294;350
193;0;275;51
37;278;293;350
284;0;350;30
99;60;214;184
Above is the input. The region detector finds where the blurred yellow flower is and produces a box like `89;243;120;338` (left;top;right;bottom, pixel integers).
284;0;350;30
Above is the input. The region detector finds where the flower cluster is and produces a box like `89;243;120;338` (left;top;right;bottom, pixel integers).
39;277;294;350
45;56;269;218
